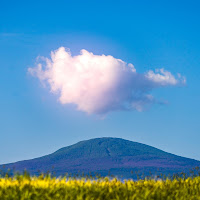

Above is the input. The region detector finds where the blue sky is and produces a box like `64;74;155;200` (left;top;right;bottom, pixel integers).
0;0;200;164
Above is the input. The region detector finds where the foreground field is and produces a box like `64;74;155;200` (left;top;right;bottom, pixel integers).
0;174;200;200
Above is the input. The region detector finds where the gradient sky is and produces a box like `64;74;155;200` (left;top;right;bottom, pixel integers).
1;0;200;164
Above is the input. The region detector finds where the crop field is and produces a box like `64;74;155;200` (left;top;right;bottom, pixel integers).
0;174;200;200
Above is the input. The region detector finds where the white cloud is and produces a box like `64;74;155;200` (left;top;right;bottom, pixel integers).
145;68;183;86
28;47;185;114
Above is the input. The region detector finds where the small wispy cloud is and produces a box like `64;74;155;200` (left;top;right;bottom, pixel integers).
28;47;185;115
0;33;21;37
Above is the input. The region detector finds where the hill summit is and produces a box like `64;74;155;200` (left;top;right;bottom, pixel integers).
1;137;200;178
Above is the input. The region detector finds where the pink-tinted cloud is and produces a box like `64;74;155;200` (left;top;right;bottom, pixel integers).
28;47;185;114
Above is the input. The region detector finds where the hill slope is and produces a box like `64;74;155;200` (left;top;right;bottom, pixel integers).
1;138;200;178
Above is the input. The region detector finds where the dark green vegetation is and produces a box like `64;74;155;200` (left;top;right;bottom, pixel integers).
1;138;200;178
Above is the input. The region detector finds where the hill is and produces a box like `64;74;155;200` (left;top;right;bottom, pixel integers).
1;137;200;178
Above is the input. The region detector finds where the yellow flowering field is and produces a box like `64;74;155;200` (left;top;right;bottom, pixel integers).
0;174;200;200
